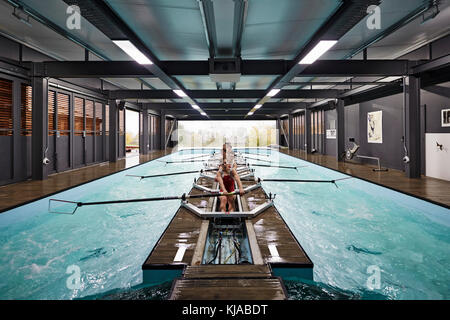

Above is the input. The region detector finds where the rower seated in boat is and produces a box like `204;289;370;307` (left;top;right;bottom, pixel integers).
222;142;237;170
215;160;244;212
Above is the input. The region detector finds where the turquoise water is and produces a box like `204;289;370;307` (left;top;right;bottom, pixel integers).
0;149;214;300
242;149;450;300
0;148;449;300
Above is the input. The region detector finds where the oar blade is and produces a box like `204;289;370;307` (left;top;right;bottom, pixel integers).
49;199;79;215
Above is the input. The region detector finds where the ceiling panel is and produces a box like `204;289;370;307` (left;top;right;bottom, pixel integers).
104;0;209;60
321;0;438;60
18;0;133;60
241;0;342;59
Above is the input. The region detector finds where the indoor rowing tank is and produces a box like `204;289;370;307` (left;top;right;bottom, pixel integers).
142;151;313;300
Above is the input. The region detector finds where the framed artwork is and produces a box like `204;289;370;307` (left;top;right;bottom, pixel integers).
326;120;336;139
442;109;450;127
326;129;336;139
367;110;383;144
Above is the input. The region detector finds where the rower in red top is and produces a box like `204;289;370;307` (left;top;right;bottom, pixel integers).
216;144;244;212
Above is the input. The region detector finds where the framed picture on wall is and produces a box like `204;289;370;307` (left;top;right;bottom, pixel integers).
367;110;383;144
442;109;450;127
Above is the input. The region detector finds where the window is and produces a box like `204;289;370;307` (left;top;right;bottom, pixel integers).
21;84;32;136
95;102;103;135
57;93;70;135
105;104;109;135
85;100;94;135
119;108;124;135
0;78;13;136
74;97;84;135
48;91;55;135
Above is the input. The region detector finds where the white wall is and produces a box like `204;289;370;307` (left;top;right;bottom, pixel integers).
425;133;450;181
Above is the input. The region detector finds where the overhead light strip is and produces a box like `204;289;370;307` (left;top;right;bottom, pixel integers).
112;40;153;65
267;89;280;97
173;89;187;98
299;40;338;65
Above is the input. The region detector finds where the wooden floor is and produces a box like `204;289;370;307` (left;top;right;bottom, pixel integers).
281;150;450;208
0;150;174;212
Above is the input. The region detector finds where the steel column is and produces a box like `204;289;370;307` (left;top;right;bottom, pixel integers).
288;114;293;150
336;99;345;162
141;110;149;155
304;108;312;154
403;76;421;178
31;76;49;180
108;99;118;162
160;110;166;150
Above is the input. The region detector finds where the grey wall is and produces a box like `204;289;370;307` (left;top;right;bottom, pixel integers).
322;82;449;171
357;94;404;171
422;83;450;134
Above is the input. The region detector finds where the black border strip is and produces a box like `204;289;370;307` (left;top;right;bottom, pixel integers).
270;262;314;269
142;264;186;271
0;151;175;214
280;150;450;210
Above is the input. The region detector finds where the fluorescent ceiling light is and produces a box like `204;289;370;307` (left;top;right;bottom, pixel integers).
173;90;187;98
191;104;200;110
113;40;153;65
267;89;280;97
299;40;338;65
377;76;402;82
254;104;262;109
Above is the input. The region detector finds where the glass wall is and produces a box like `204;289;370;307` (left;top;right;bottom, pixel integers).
178;120;277;148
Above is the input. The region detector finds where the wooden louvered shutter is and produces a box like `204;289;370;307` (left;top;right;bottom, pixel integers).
105;104;109;136
85;100;94;135
20;84;32;136
0;79;13;136
48;91;55;135
57;93;70;135
74;97;84;135
95;102;103;135
119;108;124;135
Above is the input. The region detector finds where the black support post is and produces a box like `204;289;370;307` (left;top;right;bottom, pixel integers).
12;80;21;180
304;108;312;154
404;76;421;178
288;114;293;150
336;99;345;161
31;75;49;180
108;99;118;162
141;110;149;155
160;110;166;150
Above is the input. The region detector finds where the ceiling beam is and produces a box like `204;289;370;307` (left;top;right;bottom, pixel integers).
109;89;342;99
410;54;450;75
35;59;412;78
143;102;306;111
297;60;410;77
198;0;217;58
232;0;248;57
